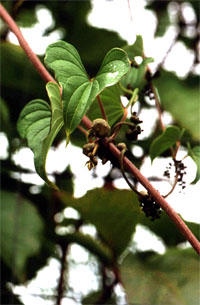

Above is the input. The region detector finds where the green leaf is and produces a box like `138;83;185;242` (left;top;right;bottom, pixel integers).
121;57;154;90
150;126;182;162
87;84;124;127
44;40;130;141
17;82;64;189
188;145;200;184
0;191;44;281
123;35;144;59
59;188;141;256
155;10;170;37
121;249;200;305
153;71;200;141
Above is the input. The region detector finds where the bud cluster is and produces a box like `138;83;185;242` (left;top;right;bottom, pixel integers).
126;112;143;141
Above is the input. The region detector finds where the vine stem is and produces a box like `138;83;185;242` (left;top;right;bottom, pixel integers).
97;94;108;121
149;81;165;131
0;3;55;83
2;4;199;255
109;107;128;140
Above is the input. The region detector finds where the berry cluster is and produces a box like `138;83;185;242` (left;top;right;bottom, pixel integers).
164;159;187;190
138;192;162;221
126;112;143;141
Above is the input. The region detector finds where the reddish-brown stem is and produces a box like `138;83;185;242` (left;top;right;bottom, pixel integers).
163;171;179;199
109;107;128;140
173;140;181;159
0;3;55;84
127;0;133;23
77;125;88;136
97;95;108;121
2;4;199;255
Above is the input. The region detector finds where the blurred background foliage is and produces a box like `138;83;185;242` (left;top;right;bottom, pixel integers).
0;0;199;304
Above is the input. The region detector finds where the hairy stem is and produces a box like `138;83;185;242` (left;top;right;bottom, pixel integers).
2;4;199;255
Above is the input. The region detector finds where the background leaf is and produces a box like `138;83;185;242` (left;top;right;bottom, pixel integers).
121;248;200;305
59;188;141;256
150;126;182;162
44;41;130;140
123;35;144;59
153;71;200;141
0;191;44;282
188;145;200;184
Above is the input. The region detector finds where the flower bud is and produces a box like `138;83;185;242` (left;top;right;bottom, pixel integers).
91;119;111;138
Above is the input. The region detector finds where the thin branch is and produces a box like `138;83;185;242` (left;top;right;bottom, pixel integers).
120;148;141;196
56;245;68;305
97;94;108;121
0;3;55;83
163;172;179;199
127;0;133;23
149;81;165;131
109;107;128;140
2;4;199;255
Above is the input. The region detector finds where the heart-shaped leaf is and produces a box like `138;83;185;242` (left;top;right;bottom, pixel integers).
150;126;182;162
87;84;124;127
44;40;130;142
17;82;64;189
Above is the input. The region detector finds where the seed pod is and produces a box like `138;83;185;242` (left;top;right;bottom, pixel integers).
91;119;111;138
83;142;95;156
